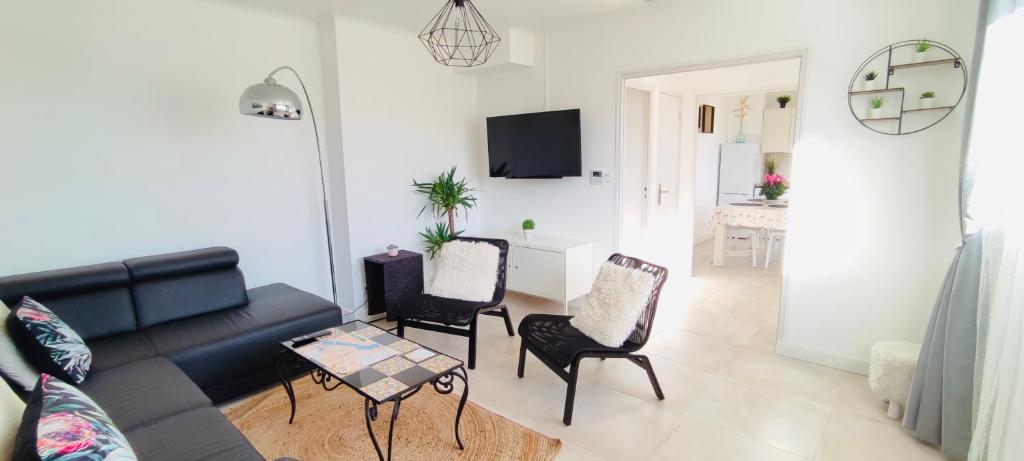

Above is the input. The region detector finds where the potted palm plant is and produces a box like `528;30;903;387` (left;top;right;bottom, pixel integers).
863;71;879;91
776;95;792;109
912;40;931;63
412;166;478;258
521;219;536;240
869;96;885;119
919;91;936;109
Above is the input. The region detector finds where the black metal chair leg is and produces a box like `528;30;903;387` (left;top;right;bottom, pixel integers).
396;319;404;337
500;307;515;336
563;360;580;425
517;339;527;378
468;316;478;370
638;355;665;400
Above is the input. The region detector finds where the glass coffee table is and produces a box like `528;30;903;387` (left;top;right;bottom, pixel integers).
274;321;468;461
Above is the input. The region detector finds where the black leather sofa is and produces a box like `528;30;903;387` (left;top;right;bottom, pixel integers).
0;247;343;460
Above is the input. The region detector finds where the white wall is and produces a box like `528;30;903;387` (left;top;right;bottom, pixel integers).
477;0;979;371
330;16;482;314
0;0;335;299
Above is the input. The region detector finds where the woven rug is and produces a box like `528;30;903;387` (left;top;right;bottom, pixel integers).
224;377;561;460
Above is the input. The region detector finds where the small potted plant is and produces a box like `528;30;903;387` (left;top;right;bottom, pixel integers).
387;244;400;257
759;173;789;203
776;95;792;109
920;91;936;109
912;40;931;63
863;71;879;91
869;96;885;119
521;219;536;239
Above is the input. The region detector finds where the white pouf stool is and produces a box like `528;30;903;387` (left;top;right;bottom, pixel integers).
868;341;921;420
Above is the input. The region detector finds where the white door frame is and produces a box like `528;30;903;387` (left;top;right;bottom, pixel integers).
612;49;809;349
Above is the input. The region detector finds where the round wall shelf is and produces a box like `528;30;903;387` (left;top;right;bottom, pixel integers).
848;40;968;135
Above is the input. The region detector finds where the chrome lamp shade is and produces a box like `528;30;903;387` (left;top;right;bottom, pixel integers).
239;76;303;120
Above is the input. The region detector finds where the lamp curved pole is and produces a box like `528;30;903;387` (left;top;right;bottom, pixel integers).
266;66;338;305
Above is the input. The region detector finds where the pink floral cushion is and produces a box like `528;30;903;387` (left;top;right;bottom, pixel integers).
7;297;91;384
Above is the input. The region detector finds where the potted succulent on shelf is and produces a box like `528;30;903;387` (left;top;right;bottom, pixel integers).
869;96;885;119
920;91;936;109
863;71;879;91
776;95;792;109
521;218;536;240
912;40;931;63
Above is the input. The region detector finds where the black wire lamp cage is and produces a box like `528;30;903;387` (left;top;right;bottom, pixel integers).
419;0;501;67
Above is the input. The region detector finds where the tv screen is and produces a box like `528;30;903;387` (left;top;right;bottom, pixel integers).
487;109;582;178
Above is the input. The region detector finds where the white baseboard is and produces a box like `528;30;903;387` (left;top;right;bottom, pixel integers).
776;341;869;375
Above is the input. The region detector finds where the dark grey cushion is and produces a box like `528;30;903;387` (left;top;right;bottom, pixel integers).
0;262;136;341
145;283;341;394
124;247;249;328
77;357;210;431
87;331;158;372
124;407;263;461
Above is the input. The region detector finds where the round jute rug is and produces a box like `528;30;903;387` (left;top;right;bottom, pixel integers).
224;377;561;460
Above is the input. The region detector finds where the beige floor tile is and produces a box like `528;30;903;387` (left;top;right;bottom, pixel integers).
648;416;809;461
695;291;780;325
644;327;741;374
720;346;845;407
831;371;902;426
684;377;830;458
554;443;607;461
577;355;715;417
679;308;764;344
815;410;946;461
532;381;682;461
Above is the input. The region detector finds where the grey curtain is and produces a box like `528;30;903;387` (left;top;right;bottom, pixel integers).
904;0;1024;458
903;232;982;459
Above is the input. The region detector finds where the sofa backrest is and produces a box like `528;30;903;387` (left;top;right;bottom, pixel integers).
124;247;248;328
0;262;136;341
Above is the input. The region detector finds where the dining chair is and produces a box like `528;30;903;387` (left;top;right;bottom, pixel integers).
763;230;785;268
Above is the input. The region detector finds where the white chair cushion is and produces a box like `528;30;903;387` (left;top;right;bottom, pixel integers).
426;240;500;302
570;261;656;348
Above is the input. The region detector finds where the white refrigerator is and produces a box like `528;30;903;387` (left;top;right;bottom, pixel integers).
717;143;762;206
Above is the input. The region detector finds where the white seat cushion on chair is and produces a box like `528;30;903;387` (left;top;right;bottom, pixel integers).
570;261;656;348
426;240;500;302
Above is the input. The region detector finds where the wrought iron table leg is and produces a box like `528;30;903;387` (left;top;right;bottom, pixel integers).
365;396;401;461
433;366;470;450
274;350;298;424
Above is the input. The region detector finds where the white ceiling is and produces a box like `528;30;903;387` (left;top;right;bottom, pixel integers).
218;0;647;31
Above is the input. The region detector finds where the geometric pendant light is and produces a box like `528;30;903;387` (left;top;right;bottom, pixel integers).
418;0;501;67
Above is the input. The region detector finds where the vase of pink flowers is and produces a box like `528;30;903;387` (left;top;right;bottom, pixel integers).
760;173;789;201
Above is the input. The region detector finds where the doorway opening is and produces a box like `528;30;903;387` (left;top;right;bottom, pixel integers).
616;55;803;348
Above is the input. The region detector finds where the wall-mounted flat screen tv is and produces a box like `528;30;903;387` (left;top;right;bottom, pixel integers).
486;109;582;178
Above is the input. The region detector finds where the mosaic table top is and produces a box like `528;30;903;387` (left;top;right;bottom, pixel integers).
282;321;463;403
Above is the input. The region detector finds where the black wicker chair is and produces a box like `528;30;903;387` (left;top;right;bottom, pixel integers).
396;237;514;369
517;253;669;425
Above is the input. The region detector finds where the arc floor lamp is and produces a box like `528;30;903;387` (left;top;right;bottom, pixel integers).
239;66;338;304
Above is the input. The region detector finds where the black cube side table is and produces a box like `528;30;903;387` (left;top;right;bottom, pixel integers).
363;250;423;320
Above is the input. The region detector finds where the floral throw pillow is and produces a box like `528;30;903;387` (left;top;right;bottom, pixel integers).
14;374;137;461
7;297;92;384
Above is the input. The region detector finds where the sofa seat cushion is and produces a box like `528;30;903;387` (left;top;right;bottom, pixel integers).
124;407;262;461
87;331;157;373
77;357;210;431
145;283;342;393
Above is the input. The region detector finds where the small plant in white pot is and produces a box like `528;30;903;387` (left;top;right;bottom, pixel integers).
863;71;879;91
912;40;931;63
919;91;936;109
521;219;536;239
869;96;885;119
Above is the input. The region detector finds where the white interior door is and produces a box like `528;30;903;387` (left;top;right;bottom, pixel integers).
653;93;682;222
620;87;651;256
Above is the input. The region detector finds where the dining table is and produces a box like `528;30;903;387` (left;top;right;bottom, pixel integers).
712;202;789;267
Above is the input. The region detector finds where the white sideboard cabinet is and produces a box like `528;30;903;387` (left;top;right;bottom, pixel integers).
501;233;592;314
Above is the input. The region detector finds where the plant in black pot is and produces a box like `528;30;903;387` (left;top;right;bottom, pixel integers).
776;95;792;109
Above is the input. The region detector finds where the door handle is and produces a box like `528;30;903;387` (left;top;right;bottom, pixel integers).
657;185;670;205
